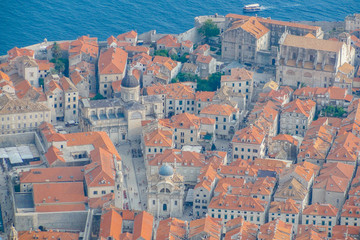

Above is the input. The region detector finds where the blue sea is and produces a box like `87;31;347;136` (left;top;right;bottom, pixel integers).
0;0;359;55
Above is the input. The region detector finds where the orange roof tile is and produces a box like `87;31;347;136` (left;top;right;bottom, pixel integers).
303;203;338;216
269;199;300;214
69;36;98;59
258;219;292;240
282;99;316;118
144;129;173;147
196;54;214;64
117;30;137;41
228;17;269;39
195;91;215;101
272;134;299;146
221;68;254;82
45;145;66;166
189;216;221;240
332;225;360;239
209;194;267;212
296;225;327;240
224;219;258;240
18;230;79;240
99;48;128;75
226;14;320;31
7;47;34;61
156;35;180;48
88;193;114;209
133;211;154;240
33;182;86;212
0;71;10;81
35;59;54;71
201;103;238;116
99;209;123;240
20;166;84;184
232;125;265;145
156;218;186;240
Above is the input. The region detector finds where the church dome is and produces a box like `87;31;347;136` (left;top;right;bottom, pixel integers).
159;164;174;177
121;74;139;88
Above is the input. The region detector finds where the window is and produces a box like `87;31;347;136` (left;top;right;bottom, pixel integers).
73;97;76;101
175;200;177;206
102;190;106;194
93;191;98;195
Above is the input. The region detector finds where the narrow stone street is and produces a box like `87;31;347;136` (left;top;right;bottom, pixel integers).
0;160;14;238
117;142;146;211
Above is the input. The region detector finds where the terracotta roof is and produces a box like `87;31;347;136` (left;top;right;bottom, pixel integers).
64;131;121;160
144;82;195;100
338;62;355;75
258;219;292;240
124;45;149;53
209;193;267;212
85;147;116;188
281;164;314;183
99;209;123;240
156;217;186;240
224;219;258;240
342;197;360;218
170;112;210;129
18;231;79;240
283;99;316;117
69;36;98;59
117;30;137;41
226;14;320;30
283;34;343;52
35;59;55;71
228;17;269;39
275;178;308;201
45;145;66;166
33;182;86;212
201;103;238;116
99;48;128;75
272;134;299;146
132;211;154;240
144;129;173;147
181;40;193;48
303;203;338;216
296;225;327;240
189;216;221;240
20;166;84;184
269;199;300;214
232;125;265;145
107;35;117;46
88;193;114;209
156;34;180;48
327;132;360;163
111;80;122;93
7;47;34;61
332;225;360;239
221;68;254;82
196;54;214;64
70;71;84;86
153;56;178;71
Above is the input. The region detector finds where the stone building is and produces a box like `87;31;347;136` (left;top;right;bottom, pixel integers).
220;68;254;102
98;47;128;98
221;17;270;65
276;33;355;89
280;99;316;137
223;14;323;65
0;93;51;135
345;13;360;32
79;73;163;143
147;165;185;218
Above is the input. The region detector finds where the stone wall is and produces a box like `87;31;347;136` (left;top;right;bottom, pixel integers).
15;210;88;231
295;21;345;39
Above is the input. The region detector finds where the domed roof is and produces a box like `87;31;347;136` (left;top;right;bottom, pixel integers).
121;74;139;88
159;164;174;177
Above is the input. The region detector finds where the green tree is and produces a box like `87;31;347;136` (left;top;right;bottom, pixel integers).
52;42;62;60
154;49;168;57
198;19;220;42
91;93;106;100
55;59;65;73
196;72;223;92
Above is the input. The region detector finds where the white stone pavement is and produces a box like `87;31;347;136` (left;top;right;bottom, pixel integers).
117;143;143;211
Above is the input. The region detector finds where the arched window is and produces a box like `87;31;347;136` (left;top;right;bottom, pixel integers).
163;204;167;211
160;188;171;193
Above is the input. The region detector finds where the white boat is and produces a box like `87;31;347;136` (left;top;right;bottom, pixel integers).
243;3;261;12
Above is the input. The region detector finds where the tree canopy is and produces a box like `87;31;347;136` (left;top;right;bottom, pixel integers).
171;73;200;83
51;42;62;60
198;20;220;41
196;72;223;92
